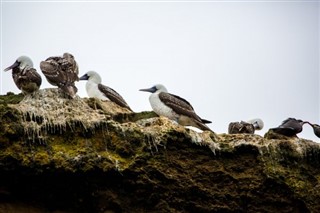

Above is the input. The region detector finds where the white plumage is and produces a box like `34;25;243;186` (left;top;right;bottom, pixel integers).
140;84;212;131
79;71;132;111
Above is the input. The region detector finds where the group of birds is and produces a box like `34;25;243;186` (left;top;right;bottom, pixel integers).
3;53;320;139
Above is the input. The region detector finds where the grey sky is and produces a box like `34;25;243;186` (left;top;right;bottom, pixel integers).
1;1;319;141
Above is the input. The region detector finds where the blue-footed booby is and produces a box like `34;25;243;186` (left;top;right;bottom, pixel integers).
139;84;212;131
79;71;132;111
305;122;320;138
40;52;79;98
271;118;307;137
4;56;42;94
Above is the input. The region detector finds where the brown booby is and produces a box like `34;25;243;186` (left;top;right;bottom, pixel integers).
4;56;42;94
270;118;307;137
139;84;212;131
305;122;320;138
79;71;132;111
40;52;79;98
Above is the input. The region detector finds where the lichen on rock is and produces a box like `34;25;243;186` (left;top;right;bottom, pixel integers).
0;89;319;213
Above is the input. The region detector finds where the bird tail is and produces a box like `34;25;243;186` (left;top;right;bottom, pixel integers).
194;120;213;132
201;118;212;124
61;85;78;98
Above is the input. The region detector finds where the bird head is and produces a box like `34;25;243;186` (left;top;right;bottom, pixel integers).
4;56;33;71
247;118;264;130
139;84;168;93
79;71;102;84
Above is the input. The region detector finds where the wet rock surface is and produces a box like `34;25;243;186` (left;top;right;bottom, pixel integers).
0;89;319;213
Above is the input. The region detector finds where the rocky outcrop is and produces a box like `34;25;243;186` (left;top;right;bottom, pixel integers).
0;89;319;213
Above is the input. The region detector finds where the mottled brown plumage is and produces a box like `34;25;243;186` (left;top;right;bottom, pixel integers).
40;52;79;98
4;56;42;94
228;121;255;134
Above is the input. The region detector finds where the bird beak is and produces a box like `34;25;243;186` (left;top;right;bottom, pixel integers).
139;87;156;93
303;121;311;125
4;61;19;71
79;74;89;81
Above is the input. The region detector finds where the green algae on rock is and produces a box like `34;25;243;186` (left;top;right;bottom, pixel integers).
0;89;319;213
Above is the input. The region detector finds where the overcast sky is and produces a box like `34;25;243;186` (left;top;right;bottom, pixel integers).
1;1;319;141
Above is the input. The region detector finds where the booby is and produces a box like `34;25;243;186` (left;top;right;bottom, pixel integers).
270;118;307;137
228;119;263;134
247;118;264;131
40;52;79;98
4;56;42;94
79;71;132;111
305;122;320;138
139;84;212;131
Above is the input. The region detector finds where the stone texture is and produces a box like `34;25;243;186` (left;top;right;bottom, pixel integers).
0;89;319;213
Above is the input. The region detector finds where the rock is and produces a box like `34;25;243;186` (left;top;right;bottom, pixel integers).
0;89;319;212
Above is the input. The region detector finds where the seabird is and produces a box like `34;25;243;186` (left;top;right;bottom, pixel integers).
270;118;307;137
247;118;264;131
79;71;132;111
228;118;263;134
40;52;79;98
305;122;320;138
4;56;42;94
139;84;212;131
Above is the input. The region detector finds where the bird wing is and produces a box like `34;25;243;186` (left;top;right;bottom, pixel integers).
98;84;132;111
62;53;79;81
271;127;297;136
40;59;60;86
279;118;295;127
24;68;42;87
159;92;206;123
41;56;78;87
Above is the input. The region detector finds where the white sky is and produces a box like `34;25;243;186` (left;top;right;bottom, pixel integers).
1;1;319;141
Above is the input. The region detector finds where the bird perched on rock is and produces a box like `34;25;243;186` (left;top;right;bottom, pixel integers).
40;52;79;98
139;84;212;131
4;56;42;94
247;118;264;131
305;122;320;138
228;118;264;134
270;118;307;137
79;71;132;111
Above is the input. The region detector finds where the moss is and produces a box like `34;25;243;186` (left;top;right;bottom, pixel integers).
0;92;24;105
0;90;320;212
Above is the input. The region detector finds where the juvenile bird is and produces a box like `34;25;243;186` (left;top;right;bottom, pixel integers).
228;119;263;134
4;56;42;94
140;84;212;131
40;52;79;98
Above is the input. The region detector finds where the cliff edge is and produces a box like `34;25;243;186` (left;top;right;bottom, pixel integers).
0;89;319;213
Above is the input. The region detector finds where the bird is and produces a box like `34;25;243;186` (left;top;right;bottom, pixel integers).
3;56;42;94
139;84;212;131
79;71;132;111
305;122;320;138
40;52;79;98
247;118;264;131
270;118;307;137
228;118;264;134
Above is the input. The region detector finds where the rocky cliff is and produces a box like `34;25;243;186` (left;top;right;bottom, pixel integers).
0;89;319;213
